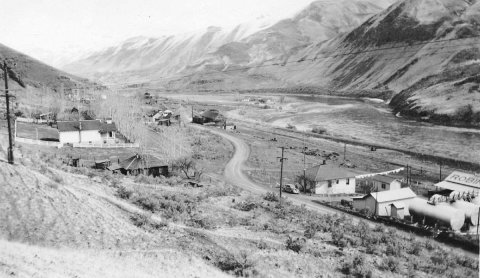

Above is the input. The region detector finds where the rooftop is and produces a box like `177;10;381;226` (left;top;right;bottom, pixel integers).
120;154;167;170
57;120;117;133
367;175;399;184
57;120;102;132
369;188;416;203
305;164;356;181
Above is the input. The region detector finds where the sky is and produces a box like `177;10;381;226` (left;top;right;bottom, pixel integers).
0;0;315;66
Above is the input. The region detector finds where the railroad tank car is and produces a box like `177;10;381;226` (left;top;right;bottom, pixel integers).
449;200;480;226
409;198;465;231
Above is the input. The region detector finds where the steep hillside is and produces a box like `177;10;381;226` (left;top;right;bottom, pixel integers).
280;0;480;125
63;0;395;84
0;43;97;91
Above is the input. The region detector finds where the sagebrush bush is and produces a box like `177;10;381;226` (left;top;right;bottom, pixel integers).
311;126;327;134
117;186;133;199
263;192;279;202
233;201;257;212
215;251;255;277
381;256;400;273
285;236;306;253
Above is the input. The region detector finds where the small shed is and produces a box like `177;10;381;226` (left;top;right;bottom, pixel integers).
95;159;111;170
390;202;406;219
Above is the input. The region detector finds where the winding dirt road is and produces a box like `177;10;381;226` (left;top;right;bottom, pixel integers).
204;127;337;214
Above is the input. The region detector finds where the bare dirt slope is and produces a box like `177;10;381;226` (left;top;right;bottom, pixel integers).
0;162;228;278
0;240;226;278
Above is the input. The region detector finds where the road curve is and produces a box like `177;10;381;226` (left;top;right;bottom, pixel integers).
203;127;336;214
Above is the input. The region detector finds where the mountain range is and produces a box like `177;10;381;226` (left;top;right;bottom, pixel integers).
62;0;395;84
1;0;479;125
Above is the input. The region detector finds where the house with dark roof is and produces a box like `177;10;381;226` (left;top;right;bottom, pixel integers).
305;164;357;194
57;120;117;144
110;154;168;177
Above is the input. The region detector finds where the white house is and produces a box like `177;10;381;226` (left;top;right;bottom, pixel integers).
352;187;416;218
57;120;117;144
362;175;402;192
305;164;356;194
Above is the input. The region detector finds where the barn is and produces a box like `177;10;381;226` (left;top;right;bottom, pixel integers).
305;164;356;194
353;187;416;218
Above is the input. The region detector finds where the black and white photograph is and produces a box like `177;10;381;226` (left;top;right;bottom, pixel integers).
0;0;479;277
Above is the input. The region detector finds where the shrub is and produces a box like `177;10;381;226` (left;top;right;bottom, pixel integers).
117;186;133;199
190;214;216;230
51;173;64;184
263;192;279;202
285;236;306;253
408;241;422;256
304;223;318;239
381;256;400;272
341;254;372;277
311;126;327;134
216;251;255;277
385;242;401;256
130;213;166;230
256;240;268;250
234;201;257;212
130;213;150;228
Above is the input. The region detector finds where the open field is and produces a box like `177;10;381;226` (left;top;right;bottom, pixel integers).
163;92;480;164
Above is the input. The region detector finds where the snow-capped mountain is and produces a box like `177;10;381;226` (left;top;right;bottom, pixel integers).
63;0;395;84
279;0;480;123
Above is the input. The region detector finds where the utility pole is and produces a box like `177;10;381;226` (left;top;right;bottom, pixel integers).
439;162;443;182
3;60;14;164
343;143;347;161
303;132;307;194
277;147;287;204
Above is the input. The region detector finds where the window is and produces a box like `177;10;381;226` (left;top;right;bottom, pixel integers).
346;178;350;185
328;180;332;188
381;183;387;189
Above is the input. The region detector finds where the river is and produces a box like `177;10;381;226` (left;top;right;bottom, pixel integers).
265;95;480;163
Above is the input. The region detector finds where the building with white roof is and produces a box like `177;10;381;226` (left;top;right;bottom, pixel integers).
352;187;417;218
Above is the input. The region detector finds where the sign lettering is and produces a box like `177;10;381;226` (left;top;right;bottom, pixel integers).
446;171;480;188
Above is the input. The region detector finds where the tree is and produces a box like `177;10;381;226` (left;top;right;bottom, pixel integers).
172;157;196;179
359;180;375;194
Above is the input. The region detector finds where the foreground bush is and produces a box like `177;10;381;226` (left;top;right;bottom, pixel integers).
263;192;279;202
215;251;256;277
285;236;306;253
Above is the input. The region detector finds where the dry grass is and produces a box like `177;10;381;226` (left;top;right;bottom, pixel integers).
0;240;228;278
0;138;477;277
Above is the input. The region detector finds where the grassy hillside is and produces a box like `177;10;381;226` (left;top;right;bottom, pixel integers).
0;134;478;277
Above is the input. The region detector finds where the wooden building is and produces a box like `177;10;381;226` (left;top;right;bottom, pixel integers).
115;154;168;177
